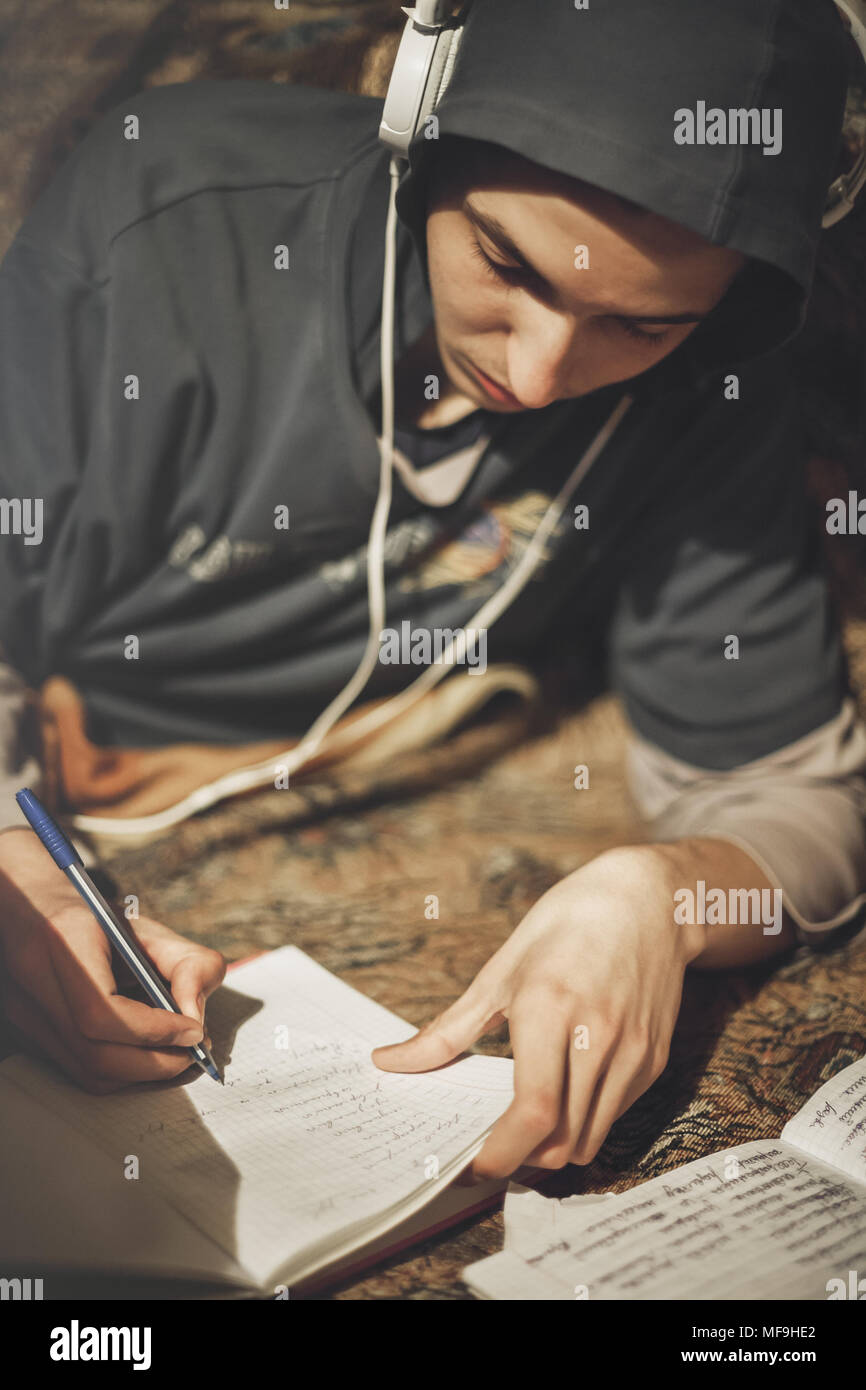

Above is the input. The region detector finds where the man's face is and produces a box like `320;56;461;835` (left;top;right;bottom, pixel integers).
424;141;747;410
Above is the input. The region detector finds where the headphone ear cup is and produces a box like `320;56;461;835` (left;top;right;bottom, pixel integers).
379;12;465;158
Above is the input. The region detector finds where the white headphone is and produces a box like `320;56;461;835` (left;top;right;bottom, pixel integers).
379;0;866;229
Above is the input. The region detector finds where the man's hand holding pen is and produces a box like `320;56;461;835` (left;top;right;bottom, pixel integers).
0;823;225;1092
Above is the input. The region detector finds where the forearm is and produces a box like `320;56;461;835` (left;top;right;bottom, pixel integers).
631;835;797;968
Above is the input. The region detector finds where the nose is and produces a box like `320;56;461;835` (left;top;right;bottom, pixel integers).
506;306;577;409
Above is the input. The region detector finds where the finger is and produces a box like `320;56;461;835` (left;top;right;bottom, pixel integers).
372;990;505;1073
1;874;213;1050
2;986;120;1094
45;920;205;1048
570;1050;657;1165
2;894;123;1043
7;919;195;1057
470;998;569;1180
4;924;94;1050
72;1036;208;1086
133;919;226;1026
2;986;201;1091
528;1022;617;1168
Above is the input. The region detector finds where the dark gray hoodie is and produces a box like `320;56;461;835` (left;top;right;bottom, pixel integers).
0;0;856;785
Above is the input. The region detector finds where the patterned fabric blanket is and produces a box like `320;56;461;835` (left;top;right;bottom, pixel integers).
2;0;865;1299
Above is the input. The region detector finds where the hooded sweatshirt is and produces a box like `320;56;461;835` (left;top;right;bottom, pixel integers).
1;0;865;941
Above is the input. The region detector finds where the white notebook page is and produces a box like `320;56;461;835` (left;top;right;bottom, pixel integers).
0;1077;250;1288
0;947;514;1288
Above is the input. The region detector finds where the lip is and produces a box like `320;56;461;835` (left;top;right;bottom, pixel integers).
468;362;523;408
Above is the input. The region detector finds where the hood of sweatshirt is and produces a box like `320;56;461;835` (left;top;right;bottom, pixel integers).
394;0;851;394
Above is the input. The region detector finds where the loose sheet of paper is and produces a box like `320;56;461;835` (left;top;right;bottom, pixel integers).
464;1137;866;1300
0;947;514;1287
501;1181;616;1253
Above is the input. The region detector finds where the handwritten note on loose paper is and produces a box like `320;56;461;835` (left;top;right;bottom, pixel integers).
467;1140;866;1300
463;1057;866;1301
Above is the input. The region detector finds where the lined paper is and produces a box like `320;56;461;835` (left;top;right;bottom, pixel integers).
0;1077;249;1288
781;1058;866;1185
464;1136;866;1300
0;947;513;1287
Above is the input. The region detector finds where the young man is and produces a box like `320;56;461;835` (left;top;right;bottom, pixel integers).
0;0;864;1178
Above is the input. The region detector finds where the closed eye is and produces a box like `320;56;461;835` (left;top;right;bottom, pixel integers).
470;239;671;346
615;319;671;345
470;237;532;288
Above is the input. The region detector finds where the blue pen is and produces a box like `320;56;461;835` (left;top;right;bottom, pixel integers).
15;787;222;1083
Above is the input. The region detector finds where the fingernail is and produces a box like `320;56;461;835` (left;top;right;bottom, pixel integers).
178;1027;202;1045
196;992;206;1021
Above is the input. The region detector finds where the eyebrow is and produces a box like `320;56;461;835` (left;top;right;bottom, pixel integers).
463;199;711;324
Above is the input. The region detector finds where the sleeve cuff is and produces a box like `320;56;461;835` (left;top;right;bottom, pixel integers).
624;697;866;947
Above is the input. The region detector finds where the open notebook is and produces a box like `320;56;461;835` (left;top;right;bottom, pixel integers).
463;1055;866;1300
0;947;515;1295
